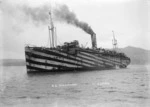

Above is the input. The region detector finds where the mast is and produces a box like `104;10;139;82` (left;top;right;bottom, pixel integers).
48;10;56;48
55;27;57;46
112;30;118;51
48;26;51;47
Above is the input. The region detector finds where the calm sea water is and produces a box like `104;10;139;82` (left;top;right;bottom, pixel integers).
0;65;150;107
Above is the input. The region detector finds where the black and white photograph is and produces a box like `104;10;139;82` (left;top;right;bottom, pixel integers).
0;0;150;107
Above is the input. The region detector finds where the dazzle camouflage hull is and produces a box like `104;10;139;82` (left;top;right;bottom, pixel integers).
25;45;130;73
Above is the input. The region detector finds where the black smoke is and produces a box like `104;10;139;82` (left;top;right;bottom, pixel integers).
22;4;49;25
53;4;95;35
22;4;95;35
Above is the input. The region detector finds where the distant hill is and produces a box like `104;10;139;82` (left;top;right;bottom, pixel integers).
119;46;150;65
0;59;25;66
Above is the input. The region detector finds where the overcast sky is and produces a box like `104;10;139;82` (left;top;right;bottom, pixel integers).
0;0;149;59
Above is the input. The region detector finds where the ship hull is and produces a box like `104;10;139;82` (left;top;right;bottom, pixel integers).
25;46;130;73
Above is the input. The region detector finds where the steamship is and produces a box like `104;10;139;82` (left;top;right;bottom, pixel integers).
25;12;130;73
